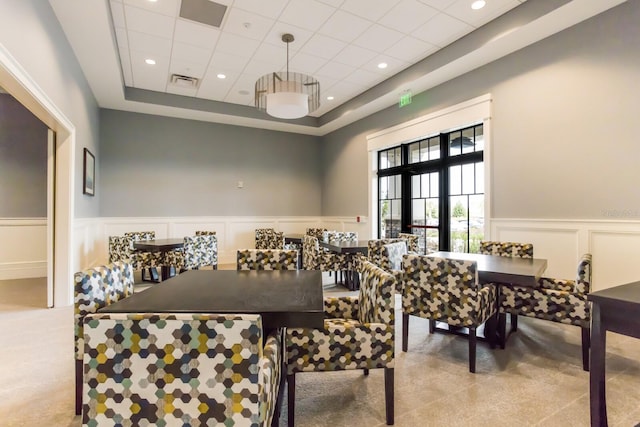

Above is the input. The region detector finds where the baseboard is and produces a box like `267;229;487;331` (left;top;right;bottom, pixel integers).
0;261;47;280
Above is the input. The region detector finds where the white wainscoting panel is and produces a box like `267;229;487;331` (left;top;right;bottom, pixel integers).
73;218;103;273
491;219;640;291
0;218;47;279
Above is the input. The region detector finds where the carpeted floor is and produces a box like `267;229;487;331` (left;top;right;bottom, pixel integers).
1;268;639;426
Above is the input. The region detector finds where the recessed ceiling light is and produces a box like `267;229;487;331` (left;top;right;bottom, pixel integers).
217;74;226;79
471;0;486;10
145;59;156;65
327;96;334;101
378;62;388;69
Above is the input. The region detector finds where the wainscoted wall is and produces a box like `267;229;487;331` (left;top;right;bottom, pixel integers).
0;218;47;280
490;218;640;291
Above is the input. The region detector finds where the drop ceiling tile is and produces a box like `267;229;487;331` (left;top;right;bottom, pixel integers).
300;34;347;60
264;22;314;51
123;0;180;17
130;51;171;91
445;0;521;27
248;58;286;77
171;41;213;65
251;41;289;66
223;7;275;41
114;27;129;51
169;58;207;79
314;75;339;90
342;67;383;86
332;44;378;68
208;51;250;72
384;35;437;62
110;0;126;28
315;61;356;80
225;73;259;104
352;24;405;52
232;0;289;19
379;0;439;34
326;79;367;100
124;5;176;38
288;51;327;75
364;55;410;76
197;72;234;100
340;0;401;22
174;19;221;50
412;13;472;47
416;0;457;11
317;10;371;42
118;48;134;86
318;0;345;7
215;32;261;57
128;31;173;56
166;84;198;97
278;0;336;32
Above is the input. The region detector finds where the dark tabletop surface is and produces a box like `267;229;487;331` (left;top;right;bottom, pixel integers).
99;269;324;329
588;280;640;305
133;238;184;251
428;251;548;287
319;239;369;254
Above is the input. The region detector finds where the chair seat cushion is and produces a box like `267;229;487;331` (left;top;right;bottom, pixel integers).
286;319;394;374
500;285;589;327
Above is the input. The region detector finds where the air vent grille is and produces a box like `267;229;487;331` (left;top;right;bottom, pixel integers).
170;74;199;88
180;0;227;28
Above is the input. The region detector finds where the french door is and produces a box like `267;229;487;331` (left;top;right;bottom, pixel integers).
378;124;485;254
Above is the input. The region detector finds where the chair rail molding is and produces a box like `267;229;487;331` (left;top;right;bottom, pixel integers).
490;218;640;291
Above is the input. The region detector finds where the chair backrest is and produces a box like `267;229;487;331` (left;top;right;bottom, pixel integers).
183;235;217;270
237;249;298;270
324;231;358;243
383;241;408;271
73;261;134;361
368;238;405;269
403;254;480;325
358;260;396;328
108;236;132;263
305;227;327;240
302;235;320;270
255;228;275;249
195;230;216;236
82;313;280;427
576;253;592;294
398;233;419;252
479;241;533;258
124;231;155;241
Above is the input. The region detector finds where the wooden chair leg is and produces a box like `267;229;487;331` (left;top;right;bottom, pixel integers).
428;319;436;334
363;368;369;376
498;313;507;349
287;374;296;427
582;326;591;372
384;367;394;425
75;359;82;415
402;313;409;352
469;327;477;373
510;313;518;331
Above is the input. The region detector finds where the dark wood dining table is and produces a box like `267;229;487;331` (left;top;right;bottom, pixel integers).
587;281;640;427
133;238;184;281
318;239;369;291
426;251;548;345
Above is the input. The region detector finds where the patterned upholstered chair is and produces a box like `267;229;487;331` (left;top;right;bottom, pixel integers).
163;235;218;272
305;227;327;240
382;241;409;292
123;231;161;281
402;254;498;373
286;260;396;426
479;240;534;334
82;313;281;426
108;235;160;281
195;230;216;236
301;235;348;274
73;261;134;415
398;232;420;253
367;238;405;269
255;228;285;249
501;254;592;370
237;249;299;270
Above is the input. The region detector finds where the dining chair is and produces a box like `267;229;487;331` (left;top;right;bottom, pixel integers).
236;249;299;270
195;230;216;235
398;232;420;253
108;235;160;281
123;231;160;281
305;227;327;240
501;253;592;370
73;261;134;415
255;227;285;249
163;235;217;273
82;313;281;426
301;235;348;275
402;254;498;373
479;240;534;334
286;260;396;426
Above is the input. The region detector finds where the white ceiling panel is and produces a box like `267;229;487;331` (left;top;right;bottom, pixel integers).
340;0;401;22
166;84;198;97
128;31;173;57
118;48;134;87
288;51;327;74
174;19;220;50
417;0;458;11
379;0;440;34
332;44;378;68
215;32;261;57
300;34;347;60
445;0;521;27
264;22;314;51
232;0;289;20
318;0;346;7
412;13;472;47
352;24;405;52
110;0;126;28
364;55;410;77
315;61;356;80
171;41;213;65
250;41;288;66
278;0;336;32
130;52;170;91
385;36;438;63
123;0;181;17
197;72;234;99
208;51;250;73
114;27;129;50
223;8;275;41
317;10;371;42
124;5;175;38
169;58;207;79
343;67;385;87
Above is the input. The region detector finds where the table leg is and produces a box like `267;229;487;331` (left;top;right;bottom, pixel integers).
590;303;607;427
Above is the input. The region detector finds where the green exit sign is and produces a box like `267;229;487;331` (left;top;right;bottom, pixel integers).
399;91;412;107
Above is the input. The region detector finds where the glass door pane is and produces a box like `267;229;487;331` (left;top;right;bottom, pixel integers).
379;174;402;238
409;172;439;254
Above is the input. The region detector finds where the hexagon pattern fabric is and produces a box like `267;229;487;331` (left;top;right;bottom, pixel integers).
286;260;395;374
164;235;218;271
236;249;299;270
479;240;534;258
82;313;281;427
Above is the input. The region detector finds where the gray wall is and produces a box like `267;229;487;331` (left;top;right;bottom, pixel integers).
321;1;640;220
0;93;47;217
0;0;100;218
99;109;322;217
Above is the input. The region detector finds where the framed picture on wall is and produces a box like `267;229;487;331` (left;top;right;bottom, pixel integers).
83;148;95;196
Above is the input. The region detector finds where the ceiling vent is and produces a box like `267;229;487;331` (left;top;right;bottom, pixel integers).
170;74;200;88
179;0;227;28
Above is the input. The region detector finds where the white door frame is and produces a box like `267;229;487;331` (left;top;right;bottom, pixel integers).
0;44;75;307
